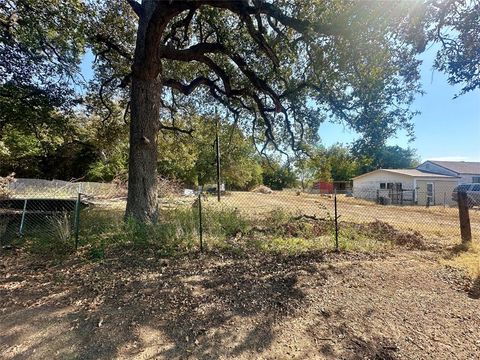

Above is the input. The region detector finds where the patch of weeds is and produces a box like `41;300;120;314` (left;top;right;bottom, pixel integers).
342;221;425;250
246;216;337;253
53;272;66;284
24;213;75;259
88;243;106;261
279;218;332;239
69;207;199;257
118;213;197;255
264;208;290;228
203;234;247;256
78;208;124;246
203;207;251;238
338;225;386;252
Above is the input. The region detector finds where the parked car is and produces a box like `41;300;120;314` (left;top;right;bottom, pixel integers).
452;184;480;207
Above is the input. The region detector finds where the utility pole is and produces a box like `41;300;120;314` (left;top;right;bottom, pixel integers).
215;108;221;202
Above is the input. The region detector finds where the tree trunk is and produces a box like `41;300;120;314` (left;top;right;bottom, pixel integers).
125;76;161;223
125;0;165;223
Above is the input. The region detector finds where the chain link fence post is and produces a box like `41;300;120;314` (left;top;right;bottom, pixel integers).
334;190;339;252
19;199;28;237
198;190;204;253
74;192;82;250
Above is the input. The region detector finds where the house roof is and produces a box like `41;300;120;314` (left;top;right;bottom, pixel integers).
425;161;480;175
352;168;458;180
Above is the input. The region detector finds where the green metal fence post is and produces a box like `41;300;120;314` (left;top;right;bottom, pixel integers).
74;192;81;250
19;199;28;237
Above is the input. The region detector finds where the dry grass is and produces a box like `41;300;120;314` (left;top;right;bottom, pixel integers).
201;191;479;245
443;242;480;279
88;190;479;248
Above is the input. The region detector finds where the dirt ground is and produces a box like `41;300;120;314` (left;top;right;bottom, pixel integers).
1;246;479;360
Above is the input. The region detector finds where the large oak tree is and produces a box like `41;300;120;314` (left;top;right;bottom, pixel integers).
107;0;428;222
3;1;478;223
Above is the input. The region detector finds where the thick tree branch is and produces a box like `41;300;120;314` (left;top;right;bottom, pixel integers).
241;12;279;66
126;0;143;18
163;6;198;45
93;34;133;61
160;42;226;60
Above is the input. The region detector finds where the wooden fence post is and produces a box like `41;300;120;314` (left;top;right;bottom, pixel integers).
458;191;472;243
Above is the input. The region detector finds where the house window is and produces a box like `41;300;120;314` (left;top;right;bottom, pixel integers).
472;177;480;183
380;183;386;189
387;183;394;190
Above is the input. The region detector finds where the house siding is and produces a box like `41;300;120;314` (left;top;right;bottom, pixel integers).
415;179;458;206
353;170;458;206
458;174;480;184
416;161;480;184
353;171;414;200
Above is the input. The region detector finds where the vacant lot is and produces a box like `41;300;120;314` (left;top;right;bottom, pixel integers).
1;247;479;360
2;191;479;359
205;191;480;244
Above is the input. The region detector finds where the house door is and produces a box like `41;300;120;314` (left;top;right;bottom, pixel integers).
426;183;434;206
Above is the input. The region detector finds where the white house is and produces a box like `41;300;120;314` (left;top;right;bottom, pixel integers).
352;161;480;206
416;161;480;184
352;169;458;206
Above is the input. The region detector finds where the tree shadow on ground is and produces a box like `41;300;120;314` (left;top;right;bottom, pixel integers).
443;242;471;260
128;254;319;359
0;250;430;359
442;242;479;299
1;251;325;359
468;275;480;299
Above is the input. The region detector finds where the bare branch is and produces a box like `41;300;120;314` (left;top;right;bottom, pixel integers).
163;76;215;95
241;12;279;66
98;76;116;124
159;122;194;135
160;42;226;60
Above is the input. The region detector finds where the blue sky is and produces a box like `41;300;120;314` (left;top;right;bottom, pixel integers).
319;47;480;162
82;46;480;162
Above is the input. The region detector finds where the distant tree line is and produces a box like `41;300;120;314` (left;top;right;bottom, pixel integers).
0;101;419;190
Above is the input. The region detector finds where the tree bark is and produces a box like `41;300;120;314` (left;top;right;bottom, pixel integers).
125;0;165;223
125;76;161;223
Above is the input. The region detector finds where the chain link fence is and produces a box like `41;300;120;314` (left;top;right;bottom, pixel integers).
0;178;125;249
201;187;479;248
1;177;478;254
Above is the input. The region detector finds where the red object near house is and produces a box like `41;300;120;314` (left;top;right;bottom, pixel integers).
312;182;334;194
